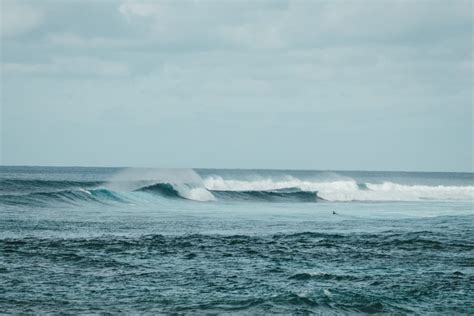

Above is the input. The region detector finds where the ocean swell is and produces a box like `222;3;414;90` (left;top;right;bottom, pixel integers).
0;188;128;207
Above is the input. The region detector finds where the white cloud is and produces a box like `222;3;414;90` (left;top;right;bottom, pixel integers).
118;1;162;19
2;57;130;77
115;0;472;50
0;0;44;38
48;33;130;49
1;0;471;170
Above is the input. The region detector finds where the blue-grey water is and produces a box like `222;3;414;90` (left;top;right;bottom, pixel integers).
1;166;473;314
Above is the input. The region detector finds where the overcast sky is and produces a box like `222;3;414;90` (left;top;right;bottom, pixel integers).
1;0;472;171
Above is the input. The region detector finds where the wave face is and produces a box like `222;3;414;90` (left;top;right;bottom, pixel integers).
1;168;472;207
212;188;322;202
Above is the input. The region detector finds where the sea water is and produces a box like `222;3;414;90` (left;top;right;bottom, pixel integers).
0;166;473;314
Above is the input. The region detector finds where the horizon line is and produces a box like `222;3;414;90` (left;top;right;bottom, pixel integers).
0;164;472;174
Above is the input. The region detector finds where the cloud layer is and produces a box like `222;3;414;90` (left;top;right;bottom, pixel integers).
1;0;472;171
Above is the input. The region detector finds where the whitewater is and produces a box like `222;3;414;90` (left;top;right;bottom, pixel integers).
1;166;473;314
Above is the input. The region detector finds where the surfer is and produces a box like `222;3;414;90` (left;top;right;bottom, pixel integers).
333;211;337;215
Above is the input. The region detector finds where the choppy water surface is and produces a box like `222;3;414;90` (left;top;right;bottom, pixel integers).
1;166;473;314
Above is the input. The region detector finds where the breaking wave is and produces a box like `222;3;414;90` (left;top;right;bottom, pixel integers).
0;184;216;207
137;183;216;202
203;176;474;202
1;171;473;207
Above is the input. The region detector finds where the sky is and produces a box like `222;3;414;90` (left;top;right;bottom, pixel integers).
0;0;472;172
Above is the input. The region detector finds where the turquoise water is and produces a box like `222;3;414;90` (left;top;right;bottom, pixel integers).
1;166;473;314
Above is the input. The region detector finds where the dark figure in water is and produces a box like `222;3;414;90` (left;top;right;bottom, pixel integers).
333;211;337;215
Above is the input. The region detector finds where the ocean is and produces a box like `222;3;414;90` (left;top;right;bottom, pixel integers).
1;166;473;314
